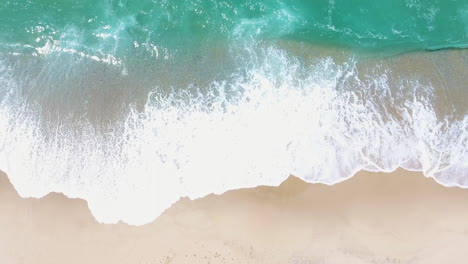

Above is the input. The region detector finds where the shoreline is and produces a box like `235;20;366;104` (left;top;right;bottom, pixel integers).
1;48;466;226
1;168;468;263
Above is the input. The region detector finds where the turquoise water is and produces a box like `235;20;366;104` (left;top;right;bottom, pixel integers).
0;0;467;225
1;0;467;60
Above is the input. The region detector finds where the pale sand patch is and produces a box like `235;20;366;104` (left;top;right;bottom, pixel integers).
0;169;467;263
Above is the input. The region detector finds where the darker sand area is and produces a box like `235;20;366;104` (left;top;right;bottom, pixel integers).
1;169;468;263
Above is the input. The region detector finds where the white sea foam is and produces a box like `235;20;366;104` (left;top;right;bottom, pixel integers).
0;47;466;225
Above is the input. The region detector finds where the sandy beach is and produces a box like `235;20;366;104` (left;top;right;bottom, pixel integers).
0;169;467;263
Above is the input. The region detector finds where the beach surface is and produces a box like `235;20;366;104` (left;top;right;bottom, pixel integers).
1;169;467;264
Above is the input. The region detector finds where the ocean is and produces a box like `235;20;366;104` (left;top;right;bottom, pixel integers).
0;0;466;225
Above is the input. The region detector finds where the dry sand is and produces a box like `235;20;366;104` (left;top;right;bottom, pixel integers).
0;169;468;264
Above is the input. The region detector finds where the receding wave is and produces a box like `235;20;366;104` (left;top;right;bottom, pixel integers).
0;43;466;224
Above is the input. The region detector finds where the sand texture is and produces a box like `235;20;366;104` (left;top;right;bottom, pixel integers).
1;169;468;264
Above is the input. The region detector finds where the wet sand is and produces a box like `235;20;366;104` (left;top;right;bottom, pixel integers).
1;169;468;263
